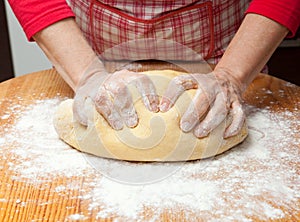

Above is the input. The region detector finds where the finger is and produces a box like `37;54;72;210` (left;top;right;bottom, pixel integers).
224;100;245;138
112;85;138;128
94;88;123;130
193;93;228;138
73;91;89;126
160;75;198;112
131;74;159;113
179;90;210;132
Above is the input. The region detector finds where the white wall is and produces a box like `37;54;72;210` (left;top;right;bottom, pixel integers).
5;2;52;77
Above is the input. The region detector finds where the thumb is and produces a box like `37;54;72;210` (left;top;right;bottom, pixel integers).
73;92;88;126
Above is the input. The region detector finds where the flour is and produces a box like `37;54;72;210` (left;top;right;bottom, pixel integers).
1;99;92;182
67;214;89;220
0;98;299;221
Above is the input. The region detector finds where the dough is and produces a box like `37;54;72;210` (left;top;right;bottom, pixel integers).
54;70;248;162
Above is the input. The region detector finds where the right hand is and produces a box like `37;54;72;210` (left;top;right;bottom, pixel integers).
73;58;159;129
159;71;245;139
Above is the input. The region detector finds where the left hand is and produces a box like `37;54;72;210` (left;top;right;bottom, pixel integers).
73;67;159;129
159;71;245;138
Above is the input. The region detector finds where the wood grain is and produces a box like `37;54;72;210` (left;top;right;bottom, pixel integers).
0;66;299;221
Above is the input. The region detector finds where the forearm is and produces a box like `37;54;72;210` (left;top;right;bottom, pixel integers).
33;18;102;90
215;13;289;91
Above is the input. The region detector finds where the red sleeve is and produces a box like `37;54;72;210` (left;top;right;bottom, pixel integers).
8;0;75;41
246;0;300;38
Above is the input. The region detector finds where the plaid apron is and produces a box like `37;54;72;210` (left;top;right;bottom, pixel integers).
69;0;250;63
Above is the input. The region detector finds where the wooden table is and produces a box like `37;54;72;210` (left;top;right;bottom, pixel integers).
0;64;299;221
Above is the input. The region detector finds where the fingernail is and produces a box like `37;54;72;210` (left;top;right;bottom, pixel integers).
126;115;138;128
195;127;209;138
224;129;236;139
224;132;230;139
181;122;192;132
151;103;159;113
113;120;123;130
148;95;159;112
159;102;169;112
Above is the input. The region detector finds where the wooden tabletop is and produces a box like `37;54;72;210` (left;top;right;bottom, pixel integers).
0;63;299;221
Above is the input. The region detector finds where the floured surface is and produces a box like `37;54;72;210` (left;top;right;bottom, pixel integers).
0;98;299;221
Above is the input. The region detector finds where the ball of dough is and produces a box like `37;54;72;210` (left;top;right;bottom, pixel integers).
54;70;248;162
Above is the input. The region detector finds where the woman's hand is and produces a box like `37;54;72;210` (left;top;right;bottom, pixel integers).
159;13;289;139
159;71;245;138
73;58;159;129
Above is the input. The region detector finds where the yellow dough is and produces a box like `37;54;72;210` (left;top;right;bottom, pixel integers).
54;70;248;162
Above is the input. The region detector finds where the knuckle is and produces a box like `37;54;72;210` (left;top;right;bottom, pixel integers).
172;75;187;85
173;75;198;90
138;74;152;85
115;85;127;95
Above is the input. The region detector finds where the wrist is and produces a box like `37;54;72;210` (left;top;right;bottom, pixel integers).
213;67;247;93
74;57;107;91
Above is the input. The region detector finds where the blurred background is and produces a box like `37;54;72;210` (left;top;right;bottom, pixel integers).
1;1;299;85
1;1;51;82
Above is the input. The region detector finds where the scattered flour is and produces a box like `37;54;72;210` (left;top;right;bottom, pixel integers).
0;98;299;221
2;99;91;181
67;214;89;220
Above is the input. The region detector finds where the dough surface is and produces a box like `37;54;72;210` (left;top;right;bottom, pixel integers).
54;70;248;161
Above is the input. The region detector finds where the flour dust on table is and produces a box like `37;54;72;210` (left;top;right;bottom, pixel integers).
0;98;299;221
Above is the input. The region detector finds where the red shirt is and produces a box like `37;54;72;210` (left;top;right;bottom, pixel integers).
246;0;300;38
8;0;75;41
8;0;300;62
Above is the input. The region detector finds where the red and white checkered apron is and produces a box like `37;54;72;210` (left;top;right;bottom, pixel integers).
69;0;251;63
